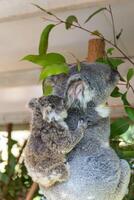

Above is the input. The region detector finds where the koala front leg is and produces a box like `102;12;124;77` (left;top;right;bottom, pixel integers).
114;159;131;200
61;120;87;154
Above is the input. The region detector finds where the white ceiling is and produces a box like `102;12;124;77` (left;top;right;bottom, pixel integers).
0;0;134;124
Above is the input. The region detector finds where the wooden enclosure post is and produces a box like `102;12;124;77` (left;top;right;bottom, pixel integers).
87;38;105;62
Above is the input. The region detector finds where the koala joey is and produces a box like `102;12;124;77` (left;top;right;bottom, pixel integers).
41;63;131;200
24;95;86;188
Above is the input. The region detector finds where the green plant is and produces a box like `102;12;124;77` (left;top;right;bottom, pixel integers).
22;4;134;200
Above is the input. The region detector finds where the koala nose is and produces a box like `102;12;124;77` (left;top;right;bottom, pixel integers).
111;69;120;81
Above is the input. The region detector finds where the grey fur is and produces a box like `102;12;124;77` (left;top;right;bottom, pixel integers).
24;95;86;188
41;62;131;200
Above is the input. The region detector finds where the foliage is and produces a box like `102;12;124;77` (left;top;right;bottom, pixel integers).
21;4;134;199
22;25;69;96
0;133;35;200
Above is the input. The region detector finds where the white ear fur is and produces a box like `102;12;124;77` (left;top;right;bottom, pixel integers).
95;104;110;118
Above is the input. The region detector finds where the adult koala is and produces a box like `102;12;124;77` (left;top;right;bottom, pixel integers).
41;62;130;200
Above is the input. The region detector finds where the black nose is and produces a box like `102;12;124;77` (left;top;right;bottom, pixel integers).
110;69;120;81
111;69;120;77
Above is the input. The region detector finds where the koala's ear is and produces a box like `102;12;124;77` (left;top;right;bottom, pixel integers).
67;80;84;100
65;75;86;106
28;98;38;110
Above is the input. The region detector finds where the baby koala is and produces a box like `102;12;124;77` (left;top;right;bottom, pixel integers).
24;95;86;188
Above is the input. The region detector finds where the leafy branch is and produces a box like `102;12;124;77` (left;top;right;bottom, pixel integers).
34;4;134;66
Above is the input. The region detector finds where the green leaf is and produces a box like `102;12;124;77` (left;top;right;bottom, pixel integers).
111;87;122;97
65;15;78;29
127;68;134;82
0;173;9;184
84;7;107;23
39;24;55;55
77;62;81;72
40;63;69;80
22;53;66;68
43;83;53;96
121;92;129;105
120;150;134;159
107;48;114;55
121;93;134;121
111;118;129;138
125;107;134;121
91;30;102;37
97;57;124;69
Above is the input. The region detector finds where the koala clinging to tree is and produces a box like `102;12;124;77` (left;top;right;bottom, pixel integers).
24;95;86;188
41;63;131;200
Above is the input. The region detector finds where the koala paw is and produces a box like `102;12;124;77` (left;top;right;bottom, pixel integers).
78;119;87;129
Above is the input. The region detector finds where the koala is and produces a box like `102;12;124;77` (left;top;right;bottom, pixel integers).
24;95;86;188
41;62;131;200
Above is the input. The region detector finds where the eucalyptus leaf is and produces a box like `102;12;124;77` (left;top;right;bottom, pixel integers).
97;57;124;69
65;15;78;29
84;7;107;23
111;118;129;138
121;92;129;106
39;24;55;55
40;63;69;80
120;150;134;159
91;30;102;36
122;93;134;121
0;173;9;184
127;68;134;82
125;107;134;121
107;48;114;55
22;53;66;68
111;87;122;97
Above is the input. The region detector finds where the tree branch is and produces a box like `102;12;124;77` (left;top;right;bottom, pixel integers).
35;4;134;66
108;5;116;45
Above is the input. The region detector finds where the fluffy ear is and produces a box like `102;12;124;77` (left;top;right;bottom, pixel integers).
65;74;94;108
65;75;86;107
28;98;38;110
67;80;84;101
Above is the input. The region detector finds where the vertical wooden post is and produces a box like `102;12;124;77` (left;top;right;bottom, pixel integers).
6;123;13;165
87;38;105;62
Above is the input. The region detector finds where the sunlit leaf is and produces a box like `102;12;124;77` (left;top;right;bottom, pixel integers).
22;53;66;68
111;118;130;138
111;87;122;97
39;24;55;55
84;7;107;23
40;63;69;80
127;68;134;82
65;15;78;29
